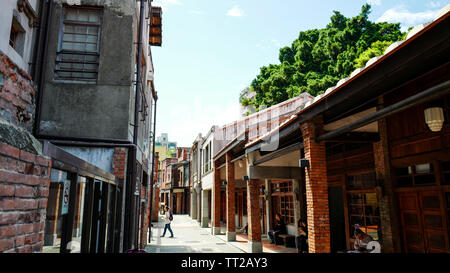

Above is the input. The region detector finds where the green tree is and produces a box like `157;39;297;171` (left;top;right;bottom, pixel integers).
244;4;405;109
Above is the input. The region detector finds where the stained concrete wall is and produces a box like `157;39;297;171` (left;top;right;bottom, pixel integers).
39;1;136;140
60;146;114;173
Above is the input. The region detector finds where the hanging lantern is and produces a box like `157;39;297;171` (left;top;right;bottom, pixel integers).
424;107;444;132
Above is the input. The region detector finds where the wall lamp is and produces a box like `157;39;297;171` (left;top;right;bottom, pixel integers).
299;158;310;168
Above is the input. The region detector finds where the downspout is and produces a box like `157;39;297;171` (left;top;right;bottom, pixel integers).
147;95;157;243
127;0;145;250
34;0;53;136
31;0;47;82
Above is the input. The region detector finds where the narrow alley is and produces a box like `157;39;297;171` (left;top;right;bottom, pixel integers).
146;214;297;253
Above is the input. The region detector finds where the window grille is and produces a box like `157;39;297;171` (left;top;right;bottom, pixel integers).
55;7;102;82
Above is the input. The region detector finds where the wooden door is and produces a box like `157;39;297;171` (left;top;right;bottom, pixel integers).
420;191;449;253
398;191;449;253
398;192;425;253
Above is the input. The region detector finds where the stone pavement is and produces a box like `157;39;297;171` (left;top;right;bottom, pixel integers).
144;214;244;253
144;214;298;253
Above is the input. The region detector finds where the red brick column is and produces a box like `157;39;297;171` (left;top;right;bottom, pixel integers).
301;119;331;253
225;152;236;241
212;162;221;234
152;187;160;221
0;143;51;253
247;178;262;252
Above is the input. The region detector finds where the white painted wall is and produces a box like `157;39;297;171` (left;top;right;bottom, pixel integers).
0;0;38;73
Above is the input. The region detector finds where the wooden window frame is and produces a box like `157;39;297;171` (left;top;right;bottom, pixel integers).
346;191;381;240
271;180;295;224
394;161;438;188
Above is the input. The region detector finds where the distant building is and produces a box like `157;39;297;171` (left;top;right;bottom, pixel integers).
159;147;190;214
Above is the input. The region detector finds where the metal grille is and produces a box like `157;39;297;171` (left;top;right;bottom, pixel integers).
55;7;101;82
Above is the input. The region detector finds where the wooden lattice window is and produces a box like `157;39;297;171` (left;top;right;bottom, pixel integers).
271;180;294;224
280;195;294;224
55;7;102;82
395;163;436;187
347;172;376;190
348;192;380;241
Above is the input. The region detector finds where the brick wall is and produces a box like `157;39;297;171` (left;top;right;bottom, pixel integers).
301;120;331;253
0;51;52;253
112;148;127;179
246;179;261;243
0;142;51;253
0;52;35;133
225;153;235;234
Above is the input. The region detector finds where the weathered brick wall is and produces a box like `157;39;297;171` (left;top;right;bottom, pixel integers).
0;142;51;253
301;120;331;253
0;52;52;253
0;52;35;133
112;148;127;179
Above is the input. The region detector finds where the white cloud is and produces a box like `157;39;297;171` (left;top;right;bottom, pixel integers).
376;6;438;31
427;1;444;8
227;6;245;17
367;0;381;6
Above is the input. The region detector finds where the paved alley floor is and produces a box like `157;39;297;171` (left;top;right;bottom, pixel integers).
144;214;245;253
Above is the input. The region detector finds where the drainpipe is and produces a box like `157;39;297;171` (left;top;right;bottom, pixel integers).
148;96;157;243
126;0;146;250
34;0;53;136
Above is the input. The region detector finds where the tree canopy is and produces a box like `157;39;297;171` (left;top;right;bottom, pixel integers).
243;4;405;111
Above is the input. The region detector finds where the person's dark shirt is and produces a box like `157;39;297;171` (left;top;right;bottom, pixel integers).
274;218;287;233
298;225;307;237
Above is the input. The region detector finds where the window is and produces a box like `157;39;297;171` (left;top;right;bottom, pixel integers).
395;163;435;187
9;15;26;56
280;196;294;224
348;192;380;241
271;180;294;224
347;173;376;190
55;7;102;82
203;143;212;173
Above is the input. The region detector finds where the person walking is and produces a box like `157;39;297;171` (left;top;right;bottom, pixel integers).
160;206;174;238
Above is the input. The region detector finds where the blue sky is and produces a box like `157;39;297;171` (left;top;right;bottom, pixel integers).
150;0;447;147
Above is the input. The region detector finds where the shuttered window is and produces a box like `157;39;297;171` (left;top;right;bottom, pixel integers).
55;7;101;82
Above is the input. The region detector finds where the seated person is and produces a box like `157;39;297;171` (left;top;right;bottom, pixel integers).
268;213;286;244
295;218;308;253
353;228;374;252
240;223;248;234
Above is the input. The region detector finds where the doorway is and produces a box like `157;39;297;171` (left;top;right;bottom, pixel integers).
397;191;449;253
